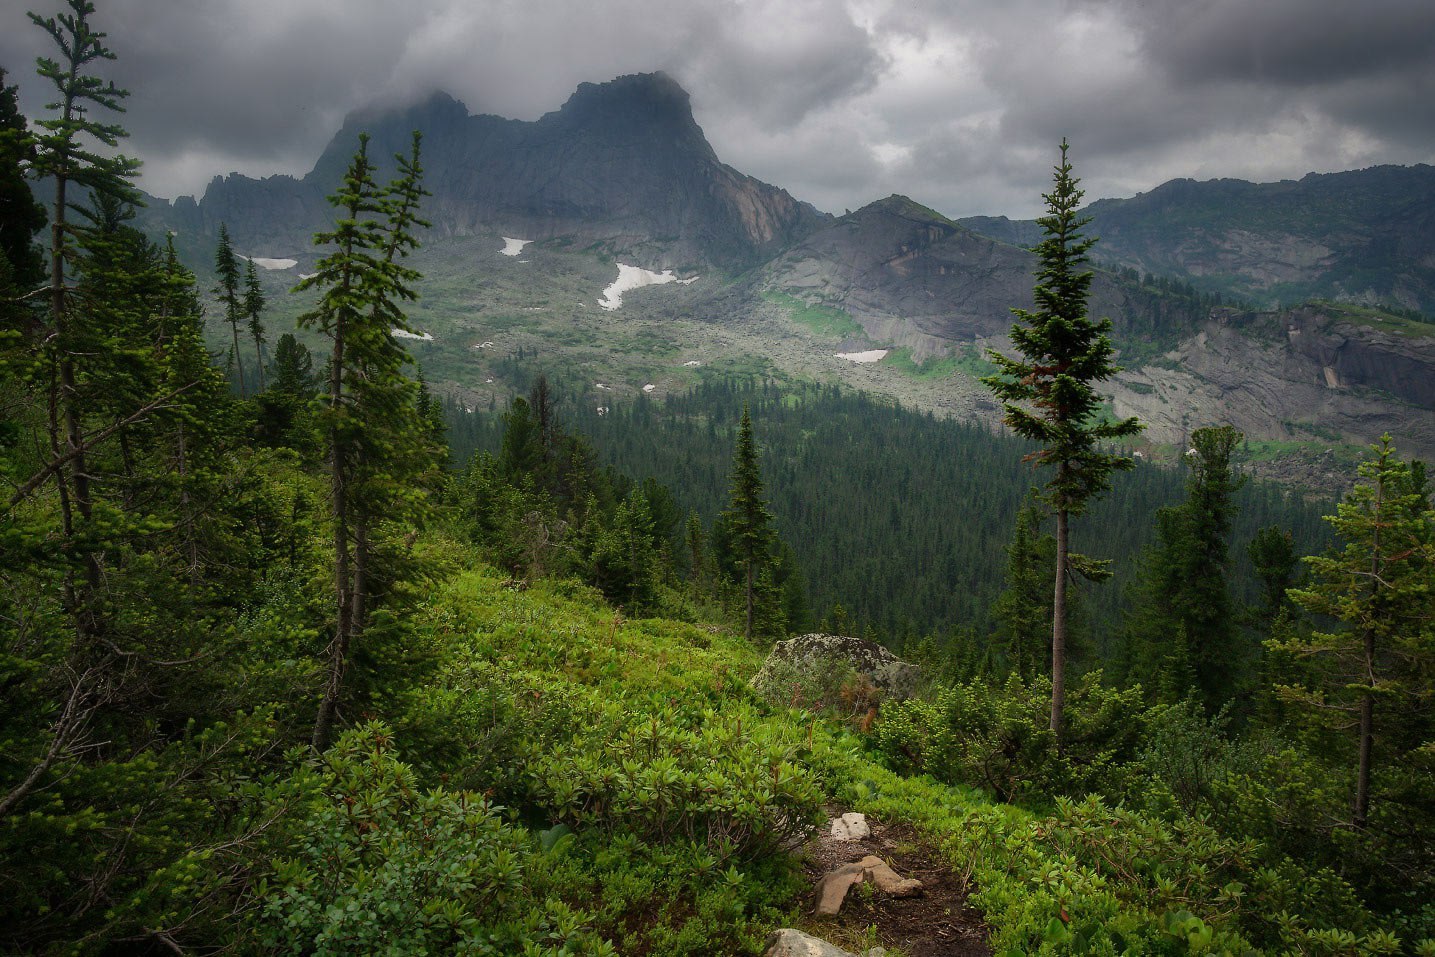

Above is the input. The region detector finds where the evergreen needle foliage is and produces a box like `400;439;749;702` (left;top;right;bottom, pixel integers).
1276;436;1434;831
983;140;1143;741
721;404;779;640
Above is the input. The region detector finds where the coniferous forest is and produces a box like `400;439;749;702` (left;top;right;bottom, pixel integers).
2;3;1433;955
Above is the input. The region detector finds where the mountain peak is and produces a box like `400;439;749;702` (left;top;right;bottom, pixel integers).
340;88;471;132
559;71;690;115
548;72;711;154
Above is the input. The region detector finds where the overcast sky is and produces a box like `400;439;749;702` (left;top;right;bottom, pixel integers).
3;0;1432;219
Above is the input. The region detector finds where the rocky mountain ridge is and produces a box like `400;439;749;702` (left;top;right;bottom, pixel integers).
960;165;1435;315
131;73;1435;473
144;72;828;270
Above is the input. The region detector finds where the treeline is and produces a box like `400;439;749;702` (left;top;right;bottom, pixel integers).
452;376;808;637
444;376;1330;644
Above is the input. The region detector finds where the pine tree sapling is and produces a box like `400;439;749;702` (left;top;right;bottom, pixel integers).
982;140;1143;741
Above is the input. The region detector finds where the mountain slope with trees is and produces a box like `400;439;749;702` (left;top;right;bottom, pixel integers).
3;4;1433;955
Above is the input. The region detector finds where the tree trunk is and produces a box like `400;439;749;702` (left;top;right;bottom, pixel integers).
49;140;103;644
253;333;267;392
1354;651;1373;829
1051;506;1069;744
312;308;349;753
230;319;246;397
1354;471;1384;829
745;558;754;641
350;516;368;659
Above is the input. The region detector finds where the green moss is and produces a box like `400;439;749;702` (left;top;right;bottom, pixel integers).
885;346;964;382
764;290;865;339
1309;300;1435;337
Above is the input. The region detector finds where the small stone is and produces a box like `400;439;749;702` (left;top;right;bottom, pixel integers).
829;812;870;841
765;927;860;957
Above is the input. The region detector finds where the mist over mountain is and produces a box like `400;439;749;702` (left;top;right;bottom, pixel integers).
146;73;828;270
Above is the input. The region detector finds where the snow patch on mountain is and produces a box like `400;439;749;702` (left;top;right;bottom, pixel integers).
244;256;298;270
501;238;532;257
835;350;888;363
599;264;697;311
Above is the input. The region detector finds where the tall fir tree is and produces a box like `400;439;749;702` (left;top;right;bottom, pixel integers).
1248;524;1299;630
721;404;777;640
296;131;432;751
26;0;141;658
213;222;245;395
243;254;267;391
982;140;1143;742
991;491;1056;679
1124;425;1246;709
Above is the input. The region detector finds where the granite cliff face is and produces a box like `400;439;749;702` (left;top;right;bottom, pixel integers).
754;195;1434;461
147;73;828;269
1106;307;1435;462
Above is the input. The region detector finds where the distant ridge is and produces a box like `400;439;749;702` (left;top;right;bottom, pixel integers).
960;164;1435;314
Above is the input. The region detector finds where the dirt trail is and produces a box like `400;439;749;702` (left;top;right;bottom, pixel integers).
798;815;991;957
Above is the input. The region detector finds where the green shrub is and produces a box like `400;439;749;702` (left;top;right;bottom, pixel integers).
254;724;614;956
873;672;1149;802
528;704;822;864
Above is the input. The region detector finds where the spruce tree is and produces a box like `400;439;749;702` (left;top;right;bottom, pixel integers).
27;0;140;651
721;404;776;640
297;131;432;751
991;492;1056;679
1123;425;1244;709
269;332;314;395
0;67;45;304
982;140;1142;741
1181;425;1245;707
1248;525;1298;629
243;255;267;391
1276;436;1434;830
685;510;706;596
213;223;245;395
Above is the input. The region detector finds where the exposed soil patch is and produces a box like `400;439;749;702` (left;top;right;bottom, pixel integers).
799;815;990;957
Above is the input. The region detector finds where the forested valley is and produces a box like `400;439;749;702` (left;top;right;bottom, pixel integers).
2;3;1433;955
443;376;1333;645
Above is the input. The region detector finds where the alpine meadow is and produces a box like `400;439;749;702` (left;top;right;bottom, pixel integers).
2;2;1434;956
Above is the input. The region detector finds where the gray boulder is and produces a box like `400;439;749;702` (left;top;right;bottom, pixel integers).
753;633;921;707
765;928;883;957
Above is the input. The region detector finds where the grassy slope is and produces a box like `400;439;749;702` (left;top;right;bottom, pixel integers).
384;562;1413;956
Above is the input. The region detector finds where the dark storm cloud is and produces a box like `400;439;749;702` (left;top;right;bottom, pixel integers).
1;0;1430;219
1114;0;1435;151
1125;0;1435;87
